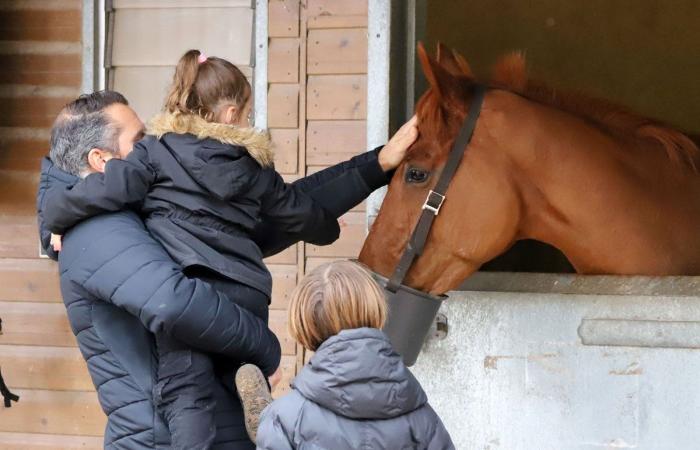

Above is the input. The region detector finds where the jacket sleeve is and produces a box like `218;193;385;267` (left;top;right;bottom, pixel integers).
255;404;295;450
66;213;281;375
258;169;340;246
253;147;392;257
291;146;391;217
424;407;456;450
42;143;155;234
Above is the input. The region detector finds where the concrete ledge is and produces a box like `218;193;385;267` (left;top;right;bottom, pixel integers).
459;272;700;297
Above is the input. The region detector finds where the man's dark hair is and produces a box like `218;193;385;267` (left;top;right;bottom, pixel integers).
49;90;129;176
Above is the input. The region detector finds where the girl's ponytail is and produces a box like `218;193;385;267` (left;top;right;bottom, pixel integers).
164;49;202;114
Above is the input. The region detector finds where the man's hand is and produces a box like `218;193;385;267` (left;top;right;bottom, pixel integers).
50;233;62;252
268;366;282;389
378;115;418;172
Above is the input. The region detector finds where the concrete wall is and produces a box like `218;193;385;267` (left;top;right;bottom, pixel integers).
413;274;700;449
425;0;700;134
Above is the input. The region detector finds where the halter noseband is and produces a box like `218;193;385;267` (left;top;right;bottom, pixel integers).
386;85;487;293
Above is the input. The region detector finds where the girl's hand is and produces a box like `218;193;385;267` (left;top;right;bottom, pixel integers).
378;115;418;172
50;233;62;252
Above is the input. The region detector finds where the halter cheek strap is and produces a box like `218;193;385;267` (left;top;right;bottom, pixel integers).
386;85;487;293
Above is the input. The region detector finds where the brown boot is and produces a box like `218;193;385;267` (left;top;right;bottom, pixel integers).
235;364;273;443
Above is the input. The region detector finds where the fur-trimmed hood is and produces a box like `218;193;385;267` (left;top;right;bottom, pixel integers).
148;112;274;168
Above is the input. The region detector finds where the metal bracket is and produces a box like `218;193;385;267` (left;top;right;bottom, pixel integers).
432;313;448;340
422;190;445;215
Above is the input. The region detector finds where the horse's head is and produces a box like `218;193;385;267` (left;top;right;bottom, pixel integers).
359;44;523;295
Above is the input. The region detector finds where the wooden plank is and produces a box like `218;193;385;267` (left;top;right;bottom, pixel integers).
0;70;80;87
0;139;49;171
0;9;81;42
267;84;299;128
114;0;252;7
307;0;367;18
268;0;299;38
112;8;254;67
0;217;40;259
0;432;102;450
0;301;76;348
269;309;295;355
0;258;60;303
268;38;299;83
307;28;367;74
0;96;73;128
307;120;366;165
270;264;296;310
270;128;298;174
308;15;367;29
305;211;365;257
0;0;81;10
0;345;93;391
307;0;367;29
0;389;104;436
271;354;295;399
307;75;366;120
264;243;297;265
305;256;345;273
0;54;81;77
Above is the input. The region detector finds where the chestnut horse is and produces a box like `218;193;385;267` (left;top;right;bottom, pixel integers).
359;44;700;295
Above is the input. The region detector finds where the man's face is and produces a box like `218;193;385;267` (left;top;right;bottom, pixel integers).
105;103;145;158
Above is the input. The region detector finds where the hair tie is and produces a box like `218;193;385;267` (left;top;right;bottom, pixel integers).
197;52;208;64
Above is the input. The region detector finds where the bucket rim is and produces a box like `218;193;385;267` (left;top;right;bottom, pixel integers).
368;268;448;303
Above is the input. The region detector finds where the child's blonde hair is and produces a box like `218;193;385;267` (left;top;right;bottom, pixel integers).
288;261;387;351
164;49;250;121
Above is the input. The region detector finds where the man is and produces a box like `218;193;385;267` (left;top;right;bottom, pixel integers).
38;91;282;449
38;91;415;448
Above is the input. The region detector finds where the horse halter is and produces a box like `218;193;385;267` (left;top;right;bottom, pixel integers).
386;84;487;294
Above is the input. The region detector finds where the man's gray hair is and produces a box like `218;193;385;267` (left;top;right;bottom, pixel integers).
49;91;128;176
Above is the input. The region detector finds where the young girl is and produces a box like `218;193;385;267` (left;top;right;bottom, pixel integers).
43;50;417;449
254;260;454;450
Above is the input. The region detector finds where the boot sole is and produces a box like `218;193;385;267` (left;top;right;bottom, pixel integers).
235;364;273;443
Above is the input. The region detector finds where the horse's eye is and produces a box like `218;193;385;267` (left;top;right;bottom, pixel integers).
405;167;429;184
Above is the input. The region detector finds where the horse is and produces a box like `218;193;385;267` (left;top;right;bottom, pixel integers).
358;43;700;296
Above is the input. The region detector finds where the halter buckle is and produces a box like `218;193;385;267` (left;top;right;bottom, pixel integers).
422;190;445;215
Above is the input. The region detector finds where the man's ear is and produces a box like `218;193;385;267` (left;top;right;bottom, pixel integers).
86;148;114;174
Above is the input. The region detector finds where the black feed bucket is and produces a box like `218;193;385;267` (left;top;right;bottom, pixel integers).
370;271;447;366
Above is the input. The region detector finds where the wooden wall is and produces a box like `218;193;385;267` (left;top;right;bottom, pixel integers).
266;0;369;373
0;1;104;448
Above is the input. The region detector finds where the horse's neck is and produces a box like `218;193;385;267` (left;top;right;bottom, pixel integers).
506;99;700;274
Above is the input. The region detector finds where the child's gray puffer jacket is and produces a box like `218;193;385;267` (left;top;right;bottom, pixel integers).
256;327;455;450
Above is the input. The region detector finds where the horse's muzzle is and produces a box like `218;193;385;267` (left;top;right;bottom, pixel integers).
369;271;447;366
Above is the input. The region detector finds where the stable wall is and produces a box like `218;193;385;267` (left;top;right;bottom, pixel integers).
413;274;700;449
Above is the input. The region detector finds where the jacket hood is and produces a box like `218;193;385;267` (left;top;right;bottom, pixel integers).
292;327;428;420
147;112;274;168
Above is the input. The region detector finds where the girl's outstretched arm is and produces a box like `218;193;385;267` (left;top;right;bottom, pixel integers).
42;143;155;234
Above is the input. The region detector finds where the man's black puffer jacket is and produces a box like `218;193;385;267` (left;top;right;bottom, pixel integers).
37;158;281;449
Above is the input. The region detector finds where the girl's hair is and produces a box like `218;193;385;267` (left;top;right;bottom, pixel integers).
164;49;250;121
288;260;387;351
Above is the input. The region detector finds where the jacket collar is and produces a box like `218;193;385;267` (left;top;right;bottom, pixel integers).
147;112;274;168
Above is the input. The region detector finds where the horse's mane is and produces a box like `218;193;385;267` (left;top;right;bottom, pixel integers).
489;52;699;171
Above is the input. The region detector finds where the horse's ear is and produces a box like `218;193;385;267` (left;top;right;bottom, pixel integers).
452;50;474;78
435;43;473;78
418;42;453;99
